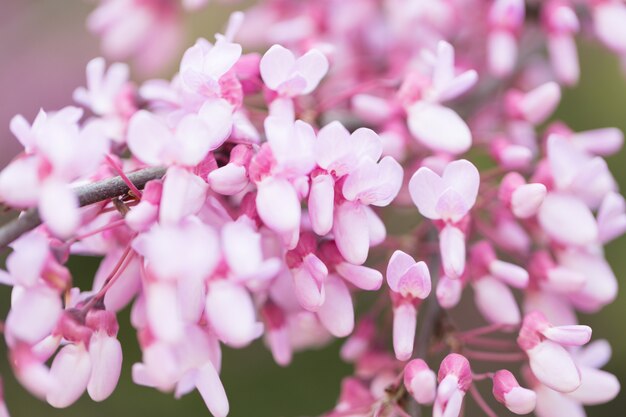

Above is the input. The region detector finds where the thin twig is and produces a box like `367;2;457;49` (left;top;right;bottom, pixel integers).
0;166;166;250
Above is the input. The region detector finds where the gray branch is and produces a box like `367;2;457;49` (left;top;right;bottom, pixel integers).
0;166;166;250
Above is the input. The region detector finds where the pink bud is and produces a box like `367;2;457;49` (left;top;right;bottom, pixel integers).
404;359;437;405
511;183;547;219
436;275;463;308
492;370;536;414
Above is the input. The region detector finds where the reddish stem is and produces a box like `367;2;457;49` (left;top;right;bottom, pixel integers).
464;349;526;362
469;385;499;417
106;155;143;198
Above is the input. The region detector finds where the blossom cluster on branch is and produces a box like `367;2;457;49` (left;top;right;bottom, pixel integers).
0;0;625;416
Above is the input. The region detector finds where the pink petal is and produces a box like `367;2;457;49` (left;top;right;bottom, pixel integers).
548;34;579;86
335;263;383;291
518;82;561;125
292;258;326;312
437;275;463;309
567;366;620;405
538;194;598;246
435;188;468;223
317;276;354;337
504;387;537;415
0;156;42;207
208;163;248;195
397;262;432;299
87;333;123;402
195;362;229;417
511;183;547;219
439;225;466;279
205;38;242;80
308;173;335;235
409;167;445;219
574;339;612;369
534;384;585;417
541;325;591;346
39;180;80;238
260;44;296;90
256;177;301;234
404;360;437;405
295;49;329;94
528;340;581;393
127;110;171;165
333;202;370;265
407;102;472;155
441;159;480;210
393;303;417;361
6;286;62;344
488;30;517;77
473;276;521;326
197;99;234;150
146;282;183;343
205;280;260;348
489;260;529;288
160;167;208;225
571;128;623;156
387;250;417;292
594;2;626;54
47;344;92;408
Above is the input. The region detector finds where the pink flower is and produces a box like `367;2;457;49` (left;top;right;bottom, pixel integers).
127;100;233;167
434;353;472;417
517;311;591;393
405;41;477;155
386;250;431;360
260;45;329;97
409;159;479;223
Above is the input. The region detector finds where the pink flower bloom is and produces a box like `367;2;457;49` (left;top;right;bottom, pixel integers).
179;37;242;97
409;159;479;223
260;44;329;97
386;250;431;360
127;100;233;167
435;353;472;417
517;311;591;393
405;41;477;155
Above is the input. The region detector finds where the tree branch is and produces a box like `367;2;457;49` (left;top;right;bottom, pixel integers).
0;166;166;250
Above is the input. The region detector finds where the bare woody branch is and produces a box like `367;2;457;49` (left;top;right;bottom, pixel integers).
0;166;166;250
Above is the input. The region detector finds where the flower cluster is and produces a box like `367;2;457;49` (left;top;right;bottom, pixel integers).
0;1;625;416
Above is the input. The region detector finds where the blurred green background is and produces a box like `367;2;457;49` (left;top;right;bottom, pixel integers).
1;1;625;416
